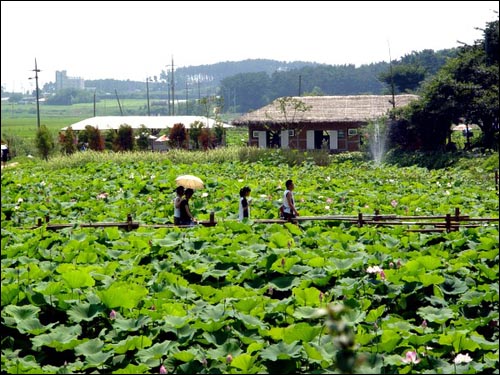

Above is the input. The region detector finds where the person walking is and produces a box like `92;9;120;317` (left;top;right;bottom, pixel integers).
179;188;197;226
238;186;252;221
282;179;299;220
173;186;185;225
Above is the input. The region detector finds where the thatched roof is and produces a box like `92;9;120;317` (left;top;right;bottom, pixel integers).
232;94;419;125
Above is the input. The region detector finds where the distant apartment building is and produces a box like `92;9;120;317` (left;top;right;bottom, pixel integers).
55;70;85;91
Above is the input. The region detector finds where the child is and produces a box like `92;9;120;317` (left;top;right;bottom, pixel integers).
282;179;299;220
173;186;185;225
239;186;252;221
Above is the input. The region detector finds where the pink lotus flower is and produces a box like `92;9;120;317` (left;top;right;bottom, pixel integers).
402;350;420;364
226;354;233;364
159;364;167;374
391;199;398;208
326;198;333;203
268;286;274;296
421;320;427;328
109;310;116;319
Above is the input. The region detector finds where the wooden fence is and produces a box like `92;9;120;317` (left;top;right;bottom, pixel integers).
27;208;498;233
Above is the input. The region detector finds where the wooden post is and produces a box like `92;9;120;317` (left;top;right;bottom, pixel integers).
445;214;451;232
374;209;380;221
37;218;42;227
210;211;215;224
45;215;50;223
454;207;460;222
495;169;499;192
358;212;363;227
127;214;132;231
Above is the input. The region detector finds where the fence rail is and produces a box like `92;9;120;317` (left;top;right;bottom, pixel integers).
25;208;499;233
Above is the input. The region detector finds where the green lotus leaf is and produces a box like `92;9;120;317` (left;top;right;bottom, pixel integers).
75;338;105;356
3;304;40;321
230;353;256;372
109;335;153;354
67;303;105;322
31;324;82;349
269;276;300;291
97;282;148;309
136;340;178;362
260;341;302;361
173;350;196;362
111;363;150;374
1;284;21;306
417;306;455;324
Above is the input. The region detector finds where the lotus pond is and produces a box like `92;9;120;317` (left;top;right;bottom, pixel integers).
1;154;498;374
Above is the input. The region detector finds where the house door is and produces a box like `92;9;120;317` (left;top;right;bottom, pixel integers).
328;130;338;150
257;131;267;148
281;130;289;149
306;130;315;149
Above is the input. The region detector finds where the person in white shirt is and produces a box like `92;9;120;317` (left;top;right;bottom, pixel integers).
282;179;299;220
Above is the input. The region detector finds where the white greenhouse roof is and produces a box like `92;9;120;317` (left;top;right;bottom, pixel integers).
61;116;232;131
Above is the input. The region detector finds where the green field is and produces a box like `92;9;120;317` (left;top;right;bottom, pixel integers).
1;151;498;374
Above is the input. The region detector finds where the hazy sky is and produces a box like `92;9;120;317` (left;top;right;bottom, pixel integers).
2;1;498;93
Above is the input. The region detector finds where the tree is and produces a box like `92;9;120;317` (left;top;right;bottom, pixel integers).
85;125;105;151
169;123;188;149
35;125;55;161
390;17;499;151
59;127;77;155
136;125;151;151
189;121;204;149
199;128;216;150
114;125;135;151
378;64;427;93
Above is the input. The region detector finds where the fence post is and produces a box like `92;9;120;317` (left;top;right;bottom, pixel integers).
210;211;215;225
445;214;451;232
495;169;499;193
45;215;50;223
454;207;460;222
37;218;42;227
358;212;363;227
127;214;132;231
374;209;380;221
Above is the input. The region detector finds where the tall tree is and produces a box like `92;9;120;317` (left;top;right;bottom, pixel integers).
35;125;55;161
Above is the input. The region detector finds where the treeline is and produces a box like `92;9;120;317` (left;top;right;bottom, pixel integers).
41;50;456;111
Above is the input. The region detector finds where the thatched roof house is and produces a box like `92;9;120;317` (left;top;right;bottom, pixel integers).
232;94;419;152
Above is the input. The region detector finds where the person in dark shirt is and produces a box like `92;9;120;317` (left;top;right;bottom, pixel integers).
179;188;197;226
238;186;251;221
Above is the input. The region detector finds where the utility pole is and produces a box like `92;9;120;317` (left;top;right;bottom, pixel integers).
93;89;96;117
171;56;175;116
387;41;396;109
146;77;151;116
185;81;188;115
115;89;123;115
298;75;302;97
31;58;41;128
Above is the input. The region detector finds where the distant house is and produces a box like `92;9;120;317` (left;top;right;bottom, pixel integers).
231;95;419;152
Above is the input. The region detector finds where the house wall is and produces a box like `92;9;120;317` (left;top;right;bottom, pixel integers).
247;122;362;152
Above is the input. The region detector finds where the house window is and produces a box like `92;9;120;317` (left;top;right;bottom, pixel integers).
252;130;259;138
288;130;295;137
338;130;345;139
348;128;358;136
